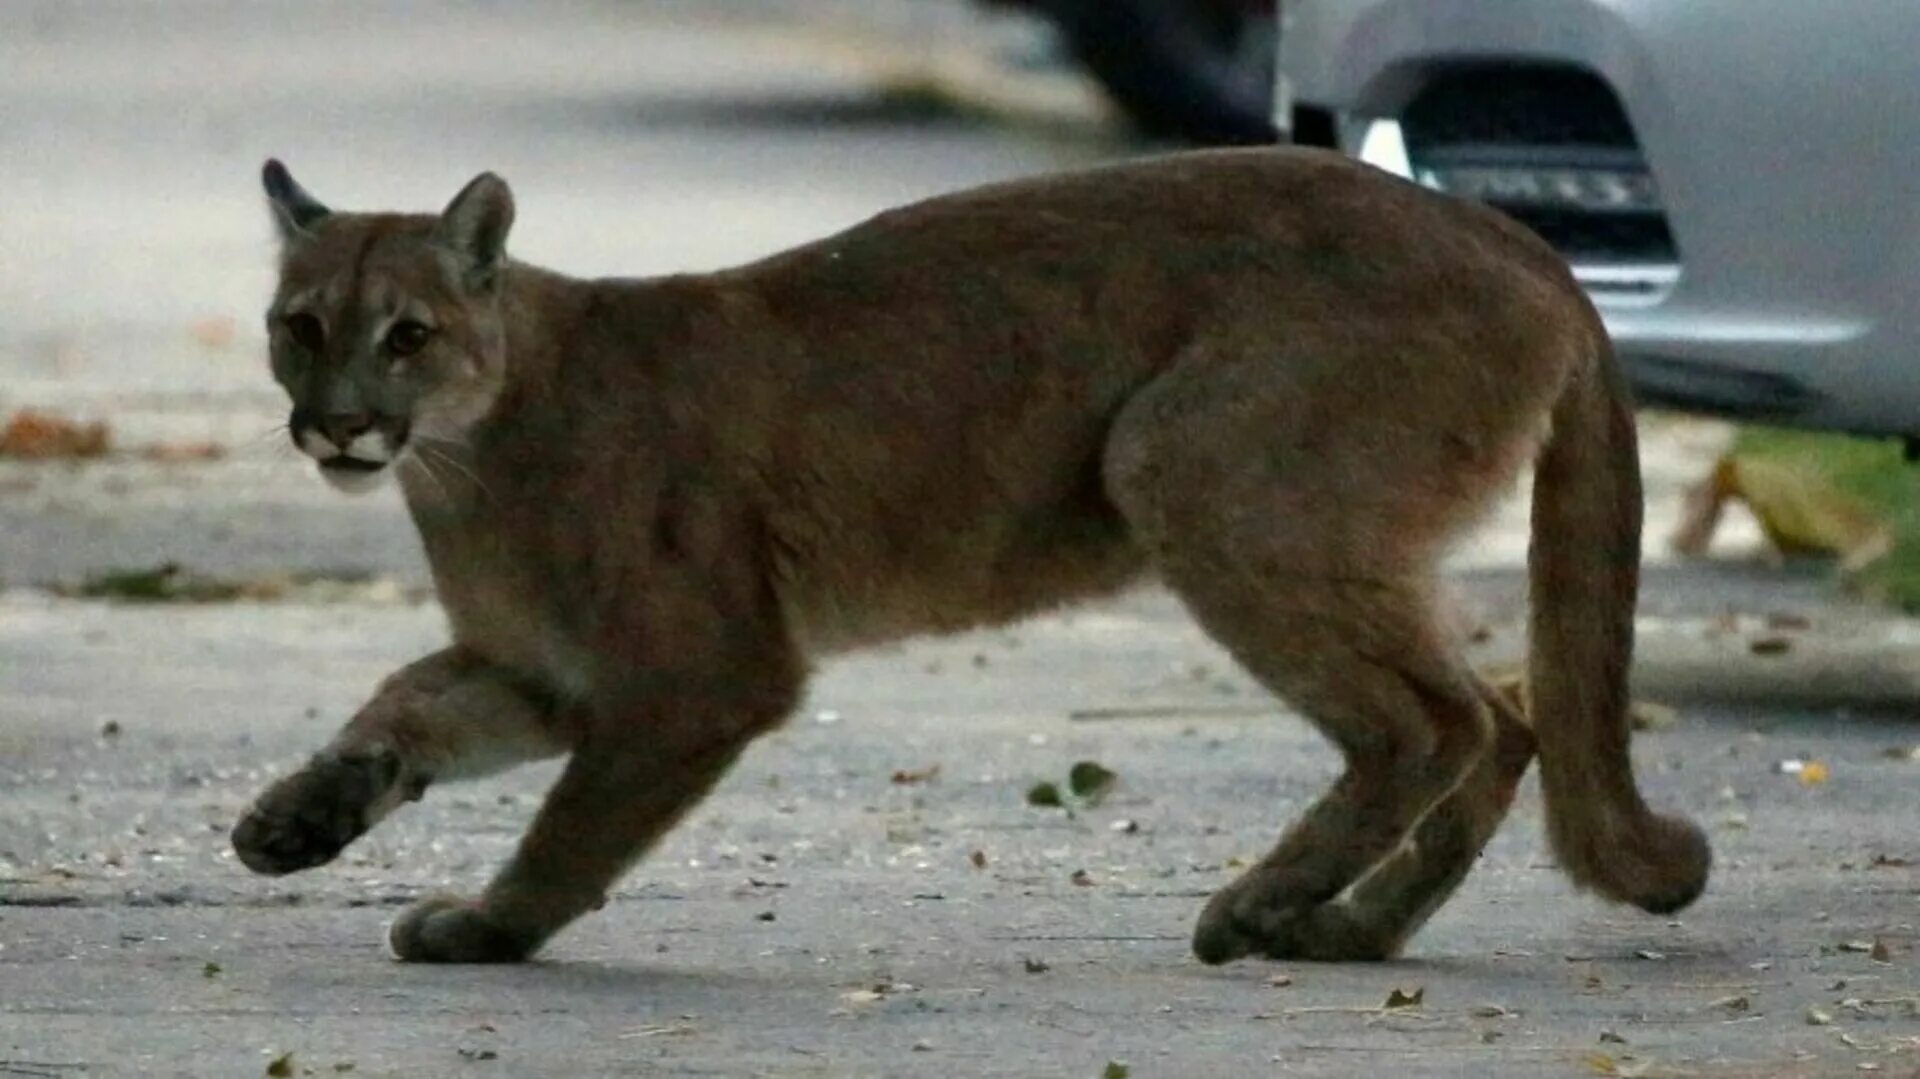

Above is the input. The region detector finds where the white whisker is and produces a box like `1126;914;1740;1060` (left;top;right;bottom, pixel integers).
414;437;498;506
404;451;456;510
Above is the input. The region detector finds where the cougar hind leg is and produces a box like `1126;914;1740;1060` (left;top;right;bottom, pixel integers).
1170;572;1493;963
1102;363;1522;963
1269;673;1537;959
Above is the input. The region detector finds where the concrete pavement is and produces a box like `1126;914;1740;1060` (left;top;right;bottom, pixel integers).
4;588;1919;1076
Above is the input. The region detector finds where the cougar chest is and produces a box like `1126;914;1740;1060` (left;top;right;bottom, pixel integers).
408;497;593;699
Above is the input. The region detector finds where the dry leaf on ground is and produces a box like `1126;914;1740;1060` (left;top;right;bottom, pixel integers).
1584;1052;1655;1078
1670;454;1893;571
1773;759;1831;786
1383;986;1425;1009
0;409;110;459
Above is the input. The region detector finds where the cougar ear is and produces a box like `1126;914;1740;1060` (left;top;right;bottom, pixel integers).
433;172;515;291
261;159;331;242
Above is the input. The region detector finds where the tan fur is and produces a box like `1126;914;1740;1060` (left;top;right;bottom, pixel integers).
233;148;1707;965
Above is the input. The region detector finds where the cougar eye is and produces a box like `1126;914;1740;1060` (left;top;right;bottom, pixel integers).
282;312;325;352
385;320;433;358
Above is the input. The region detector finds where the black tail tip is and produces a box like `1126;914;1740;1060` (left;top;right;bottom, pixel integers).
1556;812;1711;915
1627;815;1712;914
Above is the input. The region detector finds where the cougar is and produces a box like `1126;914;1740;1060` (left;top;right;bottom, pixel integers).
232;149;1709;965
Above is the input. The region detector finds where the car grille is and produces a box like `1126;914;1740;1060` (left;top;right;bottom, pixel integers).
1397;66;1678;297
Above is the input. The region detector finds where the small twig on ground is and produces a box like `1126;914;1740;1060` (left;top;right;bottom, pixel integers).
619;1023;697;1039
0;1063;90;1079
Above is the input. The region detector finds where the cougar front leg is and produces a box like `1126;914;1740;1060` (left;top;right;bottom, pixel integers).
389;672;796;963
233;647;571;875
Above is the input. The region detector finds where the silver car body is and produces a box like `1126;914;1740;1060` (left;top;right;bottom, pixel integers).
1277;0;1920;438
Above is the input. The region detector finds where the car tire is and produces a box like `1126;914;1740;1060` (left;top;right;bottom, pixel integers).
1030;0;1278;145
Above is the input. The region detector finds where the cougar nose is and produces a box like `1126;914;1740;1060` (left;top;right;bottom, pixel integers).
318;412;375;450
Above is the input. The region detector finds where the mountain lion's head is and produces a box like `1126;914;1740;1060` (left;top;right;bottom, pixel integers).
260;160;515;493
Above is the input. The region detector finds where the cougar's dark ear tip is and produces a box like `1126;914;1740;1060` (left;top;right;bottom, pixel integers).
262;159;332;241
435;171;516;289
262;158;292;197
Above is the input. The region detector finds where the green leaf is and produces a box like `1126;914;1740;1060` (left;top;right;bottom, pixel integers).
1067;761;1117;803
1026;781;1063;808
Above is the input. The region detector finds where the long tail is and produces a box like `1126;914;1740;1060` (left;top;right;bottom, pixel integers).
1529;330;1710;914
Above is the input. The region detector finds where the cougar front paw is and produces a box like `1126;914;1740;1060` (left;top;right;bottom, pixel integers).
390;895;538;964
232;749;405;875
